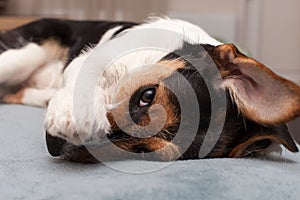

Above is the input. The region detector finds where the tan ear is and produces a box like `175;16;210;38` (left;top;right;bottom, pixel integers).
212;44;300;125
229;125;298;158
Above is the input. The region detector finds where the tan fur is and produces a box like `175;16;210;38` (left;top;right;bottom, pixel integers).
157;59;186;70
2;88;25;104
113;137;181;161
40;39;69;64
104;60;185;161
107;83;180;139
107;60;185;136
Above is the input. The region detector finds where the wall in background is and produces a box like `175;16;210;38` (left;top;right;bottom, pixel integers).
166;0;300;83
166;0;243;52
0;0;6;11
3;0;166;22
1;0;300;82
261;0;300;80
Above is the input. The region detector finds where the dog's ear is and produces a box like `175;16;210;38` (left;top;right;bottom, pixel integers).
229;124;298;158
212;44;300;125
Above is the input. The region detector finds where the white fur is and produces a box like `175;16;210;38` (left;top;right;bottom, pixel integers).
27;60;64;89
135;17;221;45
15;61;64;107
0;43;48;86
44;53;106;144
21;88;58;107
44;18;222;144
97;25;123;45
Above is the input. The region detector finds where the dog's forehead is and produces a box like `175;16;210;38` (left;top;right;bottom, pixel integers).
102;42;219;106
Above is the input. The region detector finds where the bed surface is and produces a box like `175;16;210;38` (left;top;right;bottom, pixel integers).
1;104;300;200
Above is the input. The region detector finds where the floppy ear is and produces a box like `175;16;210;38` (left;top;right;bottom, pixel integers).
212;44;300;125
229;125;298;158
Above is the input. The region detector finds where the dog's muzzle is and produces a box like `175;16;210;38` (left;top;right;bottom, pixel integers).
45;131;143;162
46;132;68;157
45;131;104;163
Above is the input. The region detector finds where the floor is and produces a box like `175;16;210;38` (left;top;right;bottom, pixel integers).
1;105;300;200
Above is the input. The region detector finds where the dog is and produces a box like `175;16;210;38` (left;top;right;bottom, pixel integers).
1;17;300;162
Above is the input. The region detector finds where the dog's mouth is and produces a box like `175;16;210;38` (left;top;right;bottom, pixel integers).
45;132;149;163
46;132;101;163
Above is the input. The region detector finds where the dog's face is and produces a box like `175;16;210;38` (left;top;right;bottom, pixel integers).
45;42;300;163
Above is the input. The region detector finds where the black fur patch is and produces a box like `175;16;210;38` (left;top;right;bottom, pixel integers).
0;19;137;65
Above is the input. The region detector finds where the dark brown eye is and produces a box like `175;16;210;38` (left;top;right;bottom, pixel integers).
139;88;156;107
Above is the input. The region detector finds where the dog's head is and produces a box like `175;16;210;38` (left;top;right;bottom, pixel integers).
44;40;300;162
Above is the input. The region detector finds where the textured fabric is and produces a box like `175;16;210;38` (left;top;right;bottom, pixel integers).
1;105;300;200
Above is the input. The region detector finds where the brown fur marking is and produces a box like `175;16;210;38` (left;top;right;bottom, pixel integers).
107;60;184;138
2;88;26;104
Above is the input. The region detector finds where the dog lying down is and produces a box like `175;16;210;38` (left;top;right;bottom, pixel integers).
0;17;300;163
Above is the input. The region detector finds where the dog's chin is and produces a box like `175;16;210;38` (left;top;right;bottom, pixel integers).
61;144;100;163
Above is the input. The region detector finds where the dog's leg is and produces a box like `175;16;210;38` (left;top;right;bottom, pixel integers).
0;43;49;86
3;87;58;107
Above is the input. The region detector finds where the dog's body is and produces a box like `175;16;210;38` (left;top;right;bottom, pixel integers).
0;18;137;106
1;18;300;162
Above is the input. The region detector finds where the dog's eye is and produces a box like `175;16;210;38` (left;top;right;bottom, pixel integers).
139;88;156;107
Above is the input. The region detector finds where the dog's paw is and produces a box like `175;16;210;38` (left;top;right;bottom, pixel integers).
44;88;81;144
44;87;110;145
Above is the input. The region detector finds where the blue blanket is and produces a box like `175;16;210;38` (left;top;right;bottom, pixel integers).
1;105;300;200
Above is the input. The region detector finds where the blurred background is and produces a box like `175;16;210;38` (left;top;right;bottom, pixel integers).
0;0;300;140
0;0;299;82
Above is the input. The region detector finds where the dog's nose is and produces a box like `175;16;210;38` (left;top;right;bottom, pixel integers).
46;132;67;157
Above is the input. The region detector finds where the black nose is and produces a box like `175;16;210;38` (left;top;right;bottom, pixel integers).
46;132;67;157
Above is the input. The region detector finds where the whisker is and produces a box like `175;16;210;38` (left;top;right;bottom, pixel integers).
0;40;9;50
16;36;28;47
106;97;129;110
